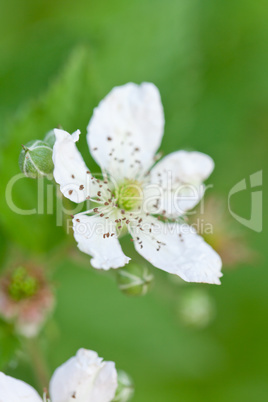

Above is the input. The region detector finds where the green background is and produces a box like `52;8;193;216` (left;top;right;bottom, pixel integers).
0;0;267;401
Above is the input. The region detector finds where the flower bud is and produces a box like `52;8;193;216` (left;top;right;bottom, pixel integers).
177;289;216;329
44;130;56;148
49;349;118;402
0;265;54;337
117;263;153;296
19;140;53;179
113;370;134;402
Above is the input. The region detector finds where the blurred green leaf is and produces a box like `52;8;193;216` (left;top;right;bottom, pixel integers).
0;319;19;370
0;225;8;269
0;46;100;253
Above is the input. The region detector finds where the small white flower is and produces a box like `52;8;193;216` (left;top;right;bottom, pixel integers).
49;349;117;402
53;83;223;284
0;349;118;402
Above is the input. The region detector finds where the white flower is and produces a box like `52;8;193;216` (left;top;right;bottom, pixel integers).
0;349;118;402
52;82;223;284
0;372;42;402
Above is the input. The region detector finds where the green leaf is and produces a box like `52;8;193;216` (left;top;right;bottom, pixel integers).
0;46;100;252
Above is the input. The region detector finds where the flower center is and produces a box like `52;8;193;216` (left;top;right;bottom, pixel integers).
8;267;39;301
117;180;142;211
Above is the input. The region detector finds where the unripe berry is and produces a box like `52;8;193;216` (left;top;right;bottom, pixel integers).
0;265;54;337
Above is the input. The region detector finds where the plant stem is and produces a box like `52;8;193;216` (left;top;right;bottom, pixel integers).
25;337;50;392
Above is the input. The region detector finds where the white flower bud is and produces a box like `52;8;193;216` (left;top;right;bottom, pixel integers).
49;348;118;402
113;370;134;402
44;130;56;148
117;263;153;296
19;140;53;179
0;372;42;402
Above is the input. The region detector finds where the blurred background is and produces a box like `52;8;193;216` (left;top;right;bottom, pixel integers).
0;0;267;401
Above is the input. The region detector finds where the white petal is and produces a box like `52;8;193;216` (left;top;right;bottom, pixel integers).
49;349;118;402
90;362;118;402
129;217;222;284
153;151;215;183
87;82;164;180
53;129;100;203
73;214;130;270
145;151;214;217
0;372;42;402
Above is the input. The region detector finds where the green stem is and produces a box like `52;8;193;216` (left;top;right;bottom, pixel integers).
25;337;50;393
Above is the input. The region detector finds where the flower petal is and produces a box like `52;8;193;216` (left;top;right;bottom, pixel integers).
0;372;42;402
53;129;100;203
144;151;214;217
129;217;222;284
87;82;164;180
73;214;130;270
152;151;215;183
90;362;118;402
49;349;118;402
